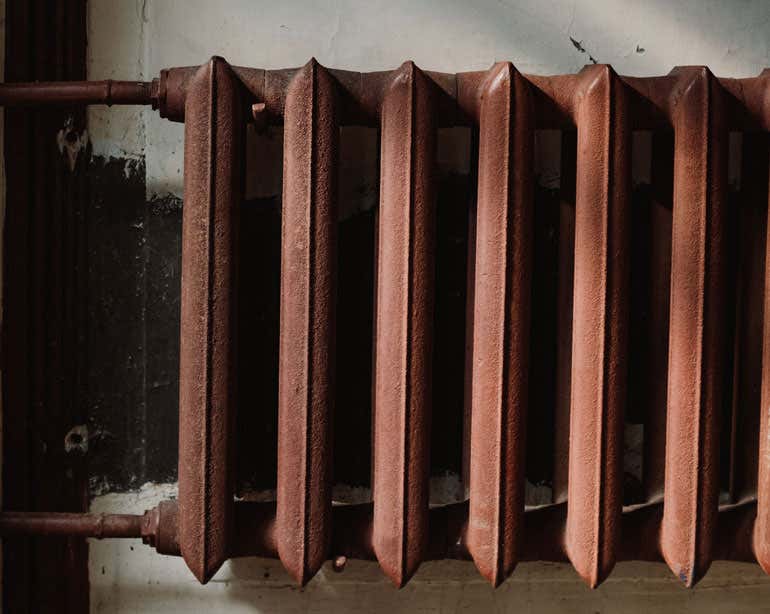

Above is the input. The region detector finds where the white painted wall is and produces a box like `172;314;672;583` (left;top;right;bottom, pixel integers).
87;1;770;611
89;0;770;199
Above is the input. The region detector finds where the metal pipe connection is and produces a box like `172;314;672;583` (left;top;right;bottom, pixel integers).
0;79;158;107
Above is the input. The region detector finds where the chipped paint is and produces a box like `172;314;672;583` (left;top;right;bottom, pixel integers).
56;117;89;171
87;0;770;201
569;36;599;64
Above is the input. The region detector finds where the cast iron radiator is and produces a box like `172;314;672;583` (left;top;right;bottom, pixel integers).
2;58;770;589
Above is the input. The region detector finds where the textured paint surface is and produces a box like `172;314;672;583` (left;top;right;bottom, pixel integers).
660;68;727;587
178;58;244;583
75;2;767;610
372;62;437;587
565;65;630;588
467;62;533;587
68;57;770;589
3;55;768;592
277;60;338;585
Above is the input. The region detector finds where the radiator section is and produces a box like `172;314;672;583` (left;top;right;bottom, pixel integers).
178;57;245;583
277;59;339;585
661;68;728;586
466;62;533;587
565;65;631;588
372;62;437;587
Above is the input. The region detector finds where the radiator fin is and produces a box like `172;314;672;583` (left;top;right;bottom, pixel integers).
276;59;339;585
661;67;728;587
372;61;437;587
178;57;244;584
467;62;534;587
565;65;631;588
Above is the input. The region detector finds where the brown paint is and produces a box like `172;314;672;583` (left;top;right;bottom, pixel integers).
0;79;157;106
754;69;770;576
5;59;770;591
565;65;631;588
4;499;759;566
277;59;339;585
372;61;437;587
178;57;245;584
6;66;770;130
466;62;533;587
660;67;728;587
0;512;144;538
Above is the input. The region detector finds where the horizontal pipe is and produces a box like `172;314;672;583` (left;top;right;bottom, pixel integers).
0;80;157;107
225;498;761;566
0;499;757;566
205;65;770;130
0;511;143;538
3;66;768;132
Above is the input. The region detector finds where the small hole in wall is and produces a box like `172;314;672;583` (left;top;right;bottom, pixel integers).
64;425;89;455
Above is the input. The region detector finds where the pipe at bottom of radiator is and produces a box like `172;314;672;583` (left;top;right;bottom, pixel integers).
0;499;179;554
0;498;757;570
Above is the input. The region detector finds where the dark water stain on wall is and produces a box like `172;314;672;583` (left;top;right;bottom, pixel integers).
84;155;481;493
86;156;181;492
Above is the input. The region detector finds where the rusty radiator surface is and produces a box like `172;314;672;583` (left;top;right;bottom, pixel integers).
2;59;770;589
